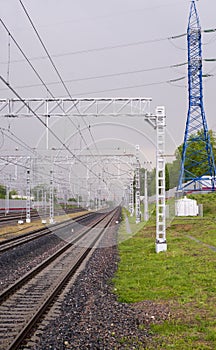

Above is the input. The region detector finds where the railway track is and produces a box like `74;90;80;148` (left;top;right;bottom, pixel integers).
0;207;84;228
0;211;100;253
0;207;120;350
0;210;39;226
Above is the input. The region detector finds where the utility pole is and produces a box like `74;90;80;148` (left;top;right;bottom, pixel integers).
5;184;9;215
144;169;149;221
135;145;141;224
41;190;47;224
49;169;54;224
26;169;31;223
155;107;167;253
129;172;134;216
143;161;151;221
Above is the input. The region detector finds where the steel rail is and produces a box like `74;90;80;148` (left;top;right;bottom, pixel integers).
0;211;98;253
0;207;120;350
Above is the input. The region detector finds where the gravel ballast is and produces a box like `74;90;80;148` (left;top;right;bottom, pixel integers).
30;222;169;350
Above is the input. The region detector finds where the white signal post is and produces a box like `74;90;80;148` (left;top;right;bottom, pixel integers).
26;169;31;223
5;184;9;215
144;168;149;221
135;145;141;224
129;172;134;216
155;107;167;253
49;169;54;224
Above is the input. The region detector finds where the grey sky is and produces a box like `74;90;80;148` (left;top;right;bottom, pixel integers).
0;0;216;197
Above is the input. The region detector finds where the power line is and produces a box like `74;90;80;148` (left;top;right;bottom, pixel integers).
19;0;71;99
0;33;187;66
0;74;107;183
0;18;101;169
19;0;102;160
0;61;188;91
1;26;215;67
60;76;187;96
0;127;72;173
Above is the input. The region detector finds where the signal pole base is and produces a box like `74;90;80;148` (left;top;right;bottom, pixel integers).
156;241;167;253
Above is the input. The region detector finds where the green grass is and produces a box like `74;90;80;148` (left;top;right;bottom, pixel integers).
188;192;216;217
113;195;216;349
117;207;147;244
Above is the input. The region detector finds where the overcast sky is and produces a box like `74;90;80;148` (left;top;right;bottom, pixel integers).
0;0;216;192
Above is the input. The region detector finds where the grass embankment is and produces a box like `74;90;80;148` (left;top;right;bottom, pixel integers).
114;194;216;349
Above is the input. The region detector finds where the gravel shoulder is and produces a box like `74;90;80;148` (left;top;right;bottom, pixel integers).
29;227;170;349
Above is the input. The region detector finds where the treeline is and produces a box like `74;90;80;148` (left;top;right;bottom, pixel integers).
140;130;216;196
0;185;18;199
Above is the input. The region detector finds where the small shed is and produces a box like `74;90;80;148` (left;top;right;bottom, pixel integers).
175;196;199;216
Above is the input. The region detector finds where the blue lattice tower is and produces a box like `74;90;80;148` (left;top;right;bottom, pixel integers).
178;0;216;191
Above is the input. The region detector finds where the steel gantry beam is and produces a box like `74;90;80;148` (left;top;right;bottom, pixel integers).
0;98;151;118
0;97;167;252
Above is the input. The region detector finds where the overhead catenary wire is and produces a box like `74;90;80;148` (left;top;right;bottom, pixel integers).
19;0;71;99
18;0;103;161
0;154;76;190
2;6;216;189
0;130;100;190
0;20;100;165
0;18;102;172
0;74;107;183
7;33;11;84
0;127;73;174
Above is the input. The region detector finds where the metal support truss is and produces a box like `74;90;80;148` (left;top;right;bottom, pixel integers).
144;169;149;221
178;1;216;192
155;107;167;253
135;145;141;223
0;96;166;252
0;98;151;118
129;173;134;217
5;184;9;215
26;169;31;223
49;169;54;224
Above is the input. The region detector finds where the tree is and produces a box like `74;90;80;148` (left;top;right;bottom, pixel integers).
9;189;18;199
68;197;77;202
165;164;170;191
177;129;216;180
0;185;6;199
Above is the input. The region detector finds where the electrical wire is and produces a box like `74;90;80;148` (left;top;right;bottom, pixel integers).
0;74;107;183
0;25;215;67
0;33;187;65
19;0;103;161
0;154;75;189
0;61;188;92
0;127;76;175
58;76;187;96
0;19;104;177
7;33;11;84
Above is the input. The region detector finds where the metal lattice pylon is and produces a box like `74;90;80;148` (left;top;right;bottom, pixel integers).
178;0;216;191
